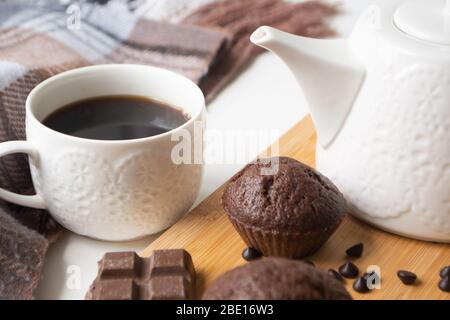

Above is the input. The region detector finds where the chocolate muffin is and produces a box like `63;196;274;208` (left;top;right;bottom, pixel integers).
222;157;346;258
203;258;352;300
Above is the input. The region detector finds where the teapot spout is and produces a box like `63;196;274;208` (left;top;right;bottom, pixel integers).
251;26;365;148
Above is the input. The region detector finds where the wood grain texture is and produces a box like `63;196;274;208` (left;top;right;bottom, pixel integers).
141;116;450;300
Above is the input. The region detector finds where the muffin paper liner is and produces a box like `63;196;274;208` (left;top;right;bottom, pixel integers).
228;216;342;259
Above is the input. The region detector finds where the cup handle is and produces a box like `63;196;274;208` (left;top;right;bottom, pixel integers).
0;141;47;209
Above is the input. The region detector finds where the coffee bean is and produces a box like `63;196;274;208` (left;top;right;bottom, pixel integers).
397;270;417;285
242;247;262;261
338;262;359;278
328;268;344;282
440;266;450;279
345;243;364;258
438;277;450;292
353;277;370;293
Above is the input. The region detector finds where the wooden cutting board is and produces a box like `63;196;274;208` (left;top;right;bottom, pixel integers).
141;116;450;300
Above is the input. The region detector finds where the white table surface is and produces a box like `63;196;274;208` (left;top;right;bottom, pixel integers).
35;0;372;299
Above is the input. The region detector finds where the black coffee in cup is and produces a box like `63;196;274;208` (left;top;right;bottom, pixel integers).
43;95;190;140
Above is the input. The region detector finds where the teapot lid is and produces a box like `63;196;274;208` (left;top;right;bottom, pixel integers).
394;0;450;46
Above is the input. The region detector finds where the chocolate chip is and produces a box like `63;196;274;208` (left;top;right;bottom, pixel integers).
438;277;450;292
328;268;344;282
345;243;364;258
440;266;450;279
353;277;370;293
338;262;359;278
242;247;262;261
397;270;417;285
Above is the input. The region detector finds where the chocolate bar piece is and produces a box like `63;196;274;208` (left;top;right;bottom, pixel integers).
86;249;196;300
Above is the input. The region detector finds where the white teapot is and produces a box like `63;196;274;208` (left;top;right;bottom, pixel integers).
251;0;450;242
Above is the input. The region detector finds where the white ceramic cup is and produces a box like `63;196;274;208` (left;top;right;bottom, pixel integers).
0;64;205;241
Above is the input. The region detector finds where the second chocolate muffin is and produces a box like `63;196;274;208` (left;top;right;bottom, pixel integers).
203;258;352;300
222;157;346;258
